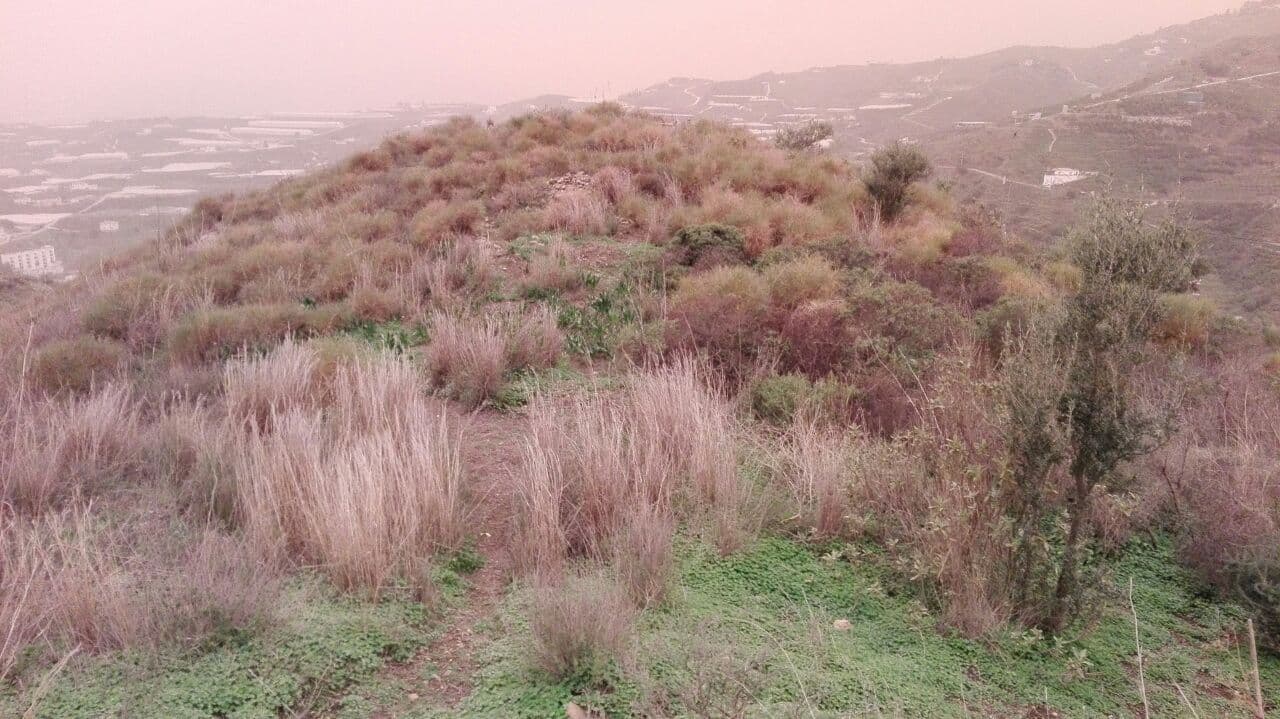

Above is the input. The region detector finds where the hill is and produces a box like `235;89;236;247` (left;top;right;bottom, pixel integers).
618;0;1280;148
0;107;1277;718
923;32;1280;320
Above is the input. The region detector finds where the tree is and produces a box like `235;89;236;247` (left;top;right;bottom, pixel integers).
1000;200;1200;632
863;142;932;222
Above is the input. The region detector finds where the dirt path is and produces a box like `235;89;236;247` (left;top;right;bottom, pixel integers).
369;411;525;716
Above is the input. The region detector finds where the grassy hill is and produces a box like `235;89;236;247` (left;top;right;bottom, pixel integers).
1;108;1277;718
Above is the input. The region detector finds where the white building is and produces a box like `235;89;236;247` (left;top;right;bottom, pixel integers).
1042;168;1096;188
99;220;120;233
1;245;64;277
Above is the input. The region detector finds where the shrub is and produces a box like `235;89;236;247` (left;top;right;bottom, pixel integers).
764;254;842;312
614;504;675;608
424;311;508;407
864;142;932;222
410;199;486;248
750;373;813;425
669;223;747;269
30;335;127;395
528;573;633;680
1155;293;1216;347
667;266;768;372
774;121;833;152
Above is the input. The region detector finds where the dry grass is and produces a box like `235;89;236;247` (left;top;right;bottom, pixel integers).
779;419;853;539
0;511;279;681
230;354;466;596
424;311;508;407
512;360;749;571
614;504;676;608
0;384;142;514
528;572;634;680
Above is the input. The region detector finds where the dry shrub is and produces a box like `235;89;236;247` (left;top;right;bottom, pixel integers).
779;420;852;538
543;189;610;236
779;299;854;377
592;166;634;205
231;355;466;595
224;339;324;428
425;311;508;407
667;266;768;373
348;283;405;323
411;199;486;248
29;335;127;395
146;403;237;524
614;504;675;608
168;303;351;364
83;272;207;348
522;238;583;295
513;360;748;571
412;237;497;310
1;384;142;513
505;306;565;371
528;572;633;680
0;512;279;679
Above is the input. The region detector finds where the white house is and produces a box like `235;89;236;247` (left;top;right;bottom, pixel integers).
99;220;120;233
1;245;64;277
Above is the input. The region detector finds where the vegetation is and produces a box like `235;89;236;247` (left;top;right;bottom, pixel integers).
0;107;1275;717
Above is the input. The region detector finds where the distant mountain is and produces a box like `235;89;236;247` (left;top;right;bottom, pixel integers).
619;0;1280;151
923;31;1280;319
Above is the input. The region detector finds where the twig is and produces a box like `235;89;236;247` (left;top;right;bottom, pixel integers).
1173;682;1201;719
1129;577;1150;719
1247;618;1265;719
23;645;80;719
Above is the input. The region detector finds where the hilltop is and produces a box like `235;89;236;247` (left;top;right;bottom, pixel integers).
1;107;1277;718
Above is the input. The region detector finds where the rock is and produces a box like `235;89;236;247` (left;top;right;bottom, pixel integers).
833;618;852;631
408;692;419;702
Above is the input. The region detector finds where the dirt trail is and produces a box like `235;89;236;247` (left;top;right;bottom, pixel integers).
370;411;525;716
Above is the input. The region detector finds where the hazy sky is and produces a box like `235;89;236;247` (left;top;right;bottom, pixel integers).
1;0;1247;123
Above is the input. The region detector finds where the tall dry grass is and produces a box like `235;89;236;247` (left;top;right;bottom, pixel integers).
0;384;142;514
229;349;468;596
512;359;750;573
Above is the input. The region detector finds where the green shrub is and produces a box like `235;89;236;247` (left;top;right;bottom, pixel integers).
667;266;768;372
31;336;128;394
750;374;813;425
670;224;747;269
864;142;931;222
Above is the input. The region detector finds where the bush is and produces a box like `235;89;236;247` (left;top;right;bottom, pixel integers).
411;200;486;248
1155;293;1215;347
30;335;128;395
669;223;747;269
864;142;931;222
750;373;813;425
667;266;768;372
774;121;833;152
528;573;633;680
763;254;842;312
169;304;351;364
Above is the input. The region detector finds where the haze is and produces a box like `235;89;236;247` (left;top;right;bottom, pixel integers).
1;0;1247;124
